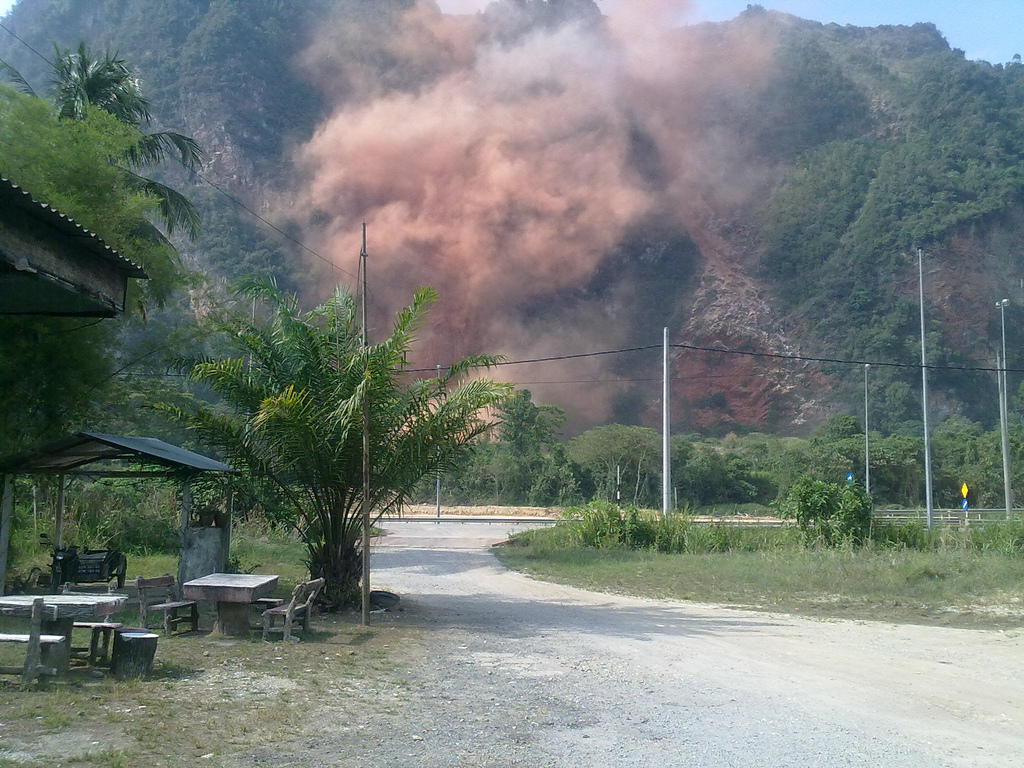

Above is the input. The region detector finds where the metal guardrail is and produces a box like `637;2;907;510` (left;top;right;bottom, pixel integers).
872;509;1023;527
388;510;1023;529
382;515;559;525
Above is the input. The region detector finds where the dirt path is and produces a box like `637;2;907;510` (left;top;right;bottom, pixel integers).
250;523;1024;767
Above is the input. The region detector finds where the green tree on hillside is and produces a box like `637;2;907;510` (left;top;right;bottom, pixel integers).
2;42;204;237
0;85;194;453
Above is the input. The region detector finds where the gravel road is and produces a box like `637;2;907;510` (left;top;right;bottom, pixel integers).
262;522;1024;767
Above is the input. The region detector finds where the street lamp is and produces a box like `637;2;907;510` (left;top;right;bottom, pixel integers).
997;299;1012;519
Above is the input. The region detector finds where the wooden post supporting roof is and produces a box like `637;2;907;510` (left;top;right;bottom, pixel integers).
0;476;12;596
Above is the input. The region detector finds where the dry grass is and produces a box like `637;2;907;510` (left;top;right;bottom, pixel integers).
0;525;421;767
0;611;419;767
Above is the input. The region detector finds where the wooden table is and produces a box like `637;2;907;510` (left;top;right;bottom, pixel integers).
181;573;278;636
0;593;127;671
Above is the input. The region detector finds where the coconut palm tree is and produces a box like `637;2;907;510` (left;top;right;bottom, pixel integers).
166;279;512;607
2;43;203;237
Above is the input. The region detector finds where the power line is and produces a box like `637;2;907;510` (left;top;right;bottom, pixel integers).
669;342;1012;374
40;317;104;335
0;21;52;67
404;345;660;374
181;165;358;283
514;372;786;385
406;341;1022;377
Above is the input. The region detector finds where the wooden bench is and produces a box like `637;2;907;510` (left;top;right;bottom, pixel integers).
252;597;285;612
137;574;199;635
262;578;325;642
0;598;67;689
64;580;123;665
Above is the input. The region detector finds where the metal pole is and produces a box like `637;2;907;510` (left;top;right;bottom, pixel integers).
360;224;371;627
177;478;191;591
435;364;442;522
864;363;870;494
918;248;934;528
56;474;65;547
998;299;1012;518
662;327;671;518
0;475;13;596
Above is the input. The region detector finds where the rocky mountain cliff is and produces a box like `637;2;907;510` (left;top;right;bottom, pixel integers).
3;0;1023;436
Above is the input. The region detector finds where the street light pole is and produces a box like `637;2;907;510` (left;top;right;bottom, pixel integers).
998;299;1012;519
918;247;934;528
864;363;870;495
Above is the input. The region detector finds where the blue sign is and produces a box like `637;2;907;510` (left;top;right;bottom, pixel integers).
961;498;969;511
846;473;854;482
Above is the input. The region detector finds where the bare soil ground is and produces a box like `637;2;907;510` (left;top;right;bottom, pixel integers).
399;504;559;518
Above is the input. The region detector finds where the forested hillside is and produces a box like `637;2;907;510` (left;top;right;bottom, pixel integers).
3;0;1024;446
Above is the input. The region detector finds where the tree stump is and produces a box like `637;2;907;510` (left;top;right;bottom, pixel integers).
110;628;158;680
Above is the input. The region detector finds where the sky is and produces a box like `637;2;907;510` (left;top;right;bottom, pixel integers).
0;1;1019;63
439;0;1022;64
678;0;1022;64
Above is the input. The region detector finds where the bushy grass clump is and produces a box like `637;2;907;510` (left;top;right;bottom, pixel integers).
868;517;1024;556
507;501;799;555
513;501;1024;560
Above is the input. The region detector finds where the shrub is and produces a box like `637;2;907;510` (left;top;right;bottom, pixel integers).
553;502;766;554
782;476;873;545
968;518;1024;556
563;501;657;549
66;480;180;554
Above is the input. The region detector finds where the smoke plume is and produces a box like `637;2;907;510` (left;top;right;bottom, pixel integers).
292;0;781;426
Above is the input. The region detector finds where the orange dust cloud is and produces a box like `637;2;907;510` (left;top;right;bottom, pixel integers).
292;0;782;422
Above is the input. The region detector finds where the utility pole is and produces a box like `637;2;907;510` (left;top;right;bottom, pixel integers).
360;223;371;627
998;299;1012;519
864;363;870;495
436;364;442;521
918;247;934;529
615;464;621;508
662;327;671;517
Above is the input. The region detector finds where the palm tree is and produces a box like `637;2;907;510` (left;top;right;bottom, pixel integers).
167;279;512;607
2;43;203;237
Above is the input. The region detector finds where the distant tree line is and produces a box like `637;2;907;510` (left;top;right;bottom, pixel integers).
427;393;1024;511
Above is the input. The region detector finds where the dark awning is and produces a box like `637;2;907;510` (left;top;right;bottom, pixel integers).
0;432;235;475
0;177;148;317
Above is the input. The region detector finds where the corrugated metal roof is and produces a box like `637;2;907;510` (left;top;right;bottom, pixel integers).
0;432;235;474
0;177;149;278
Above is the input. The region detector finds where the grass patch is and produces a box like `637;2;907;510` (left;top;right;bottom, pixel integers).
496;513;1024;629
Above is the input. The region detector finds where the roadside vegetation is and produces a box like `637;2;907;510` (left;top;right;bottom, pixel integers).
495;500;1024;629
428;404;1024;516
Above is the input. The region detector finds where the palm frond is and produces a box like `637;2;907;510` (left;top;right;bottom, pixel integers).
0;59;37;96
125;130;205;171
52;42;151;125
120;168;201;238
